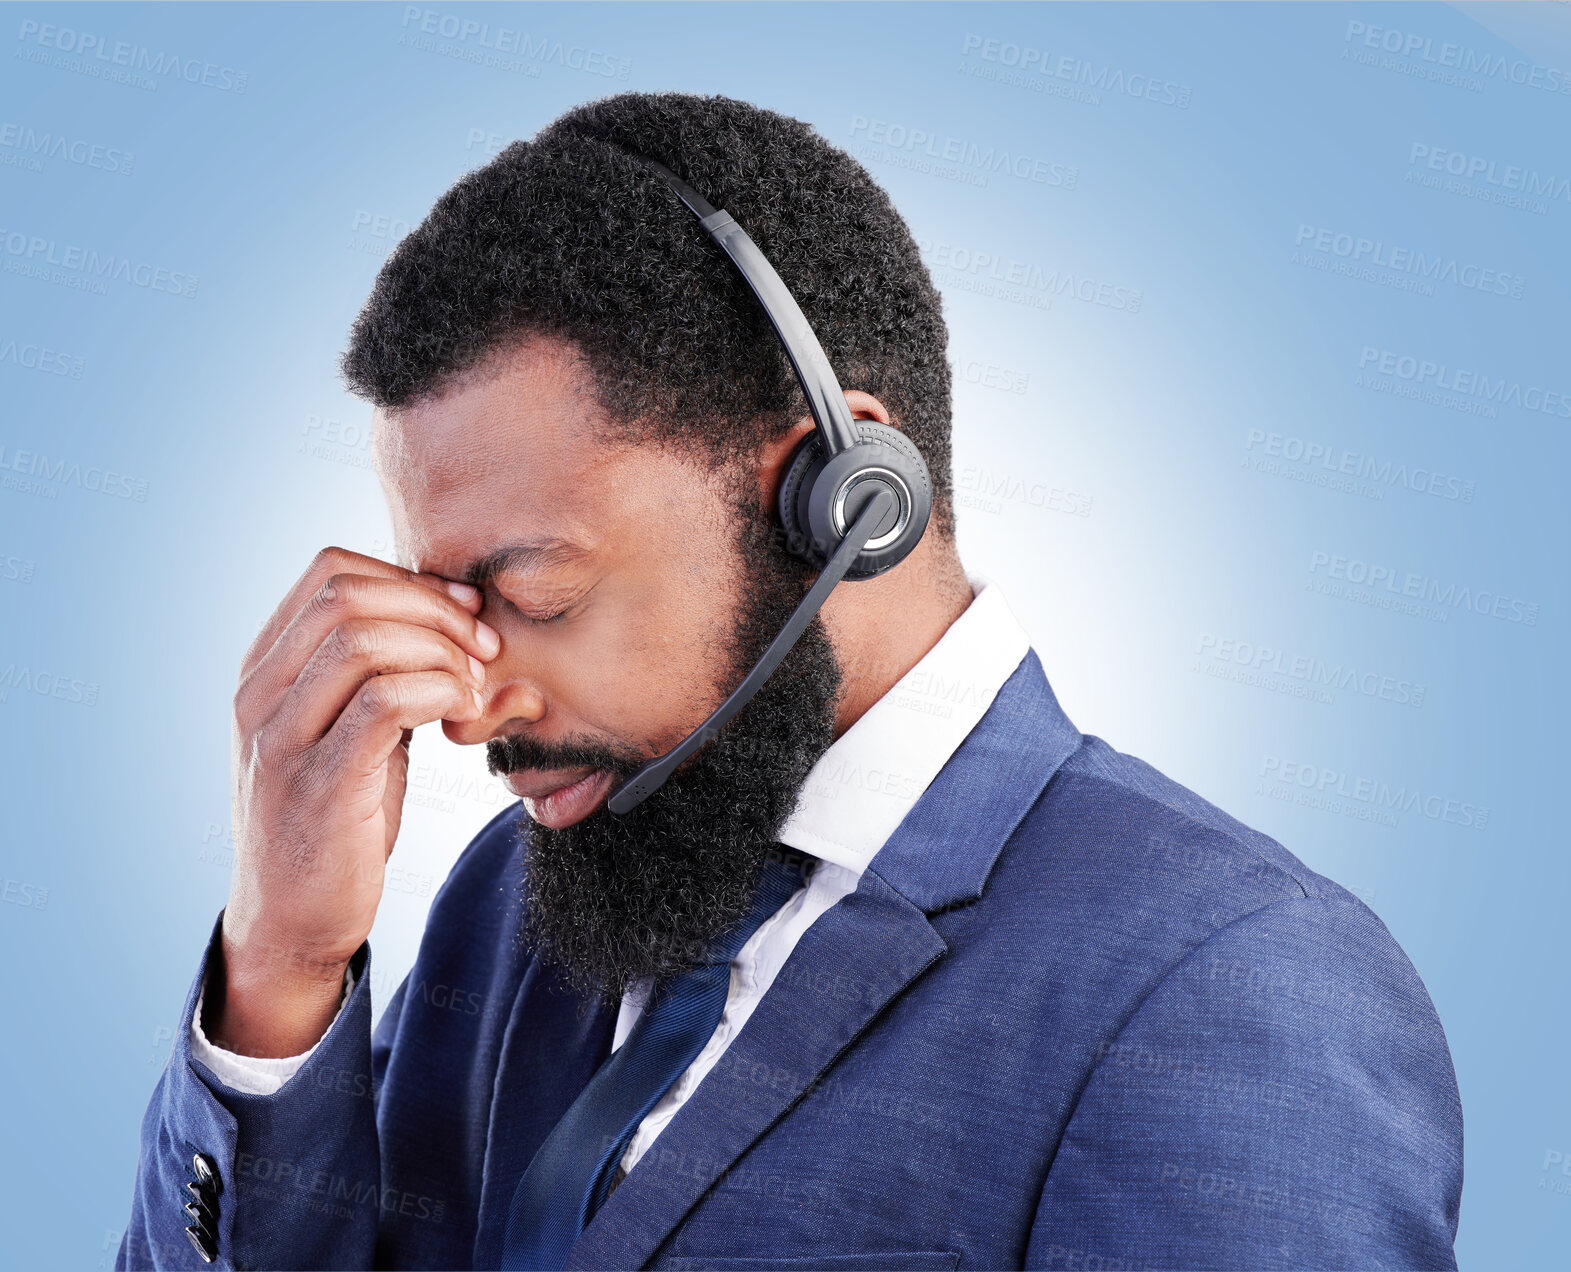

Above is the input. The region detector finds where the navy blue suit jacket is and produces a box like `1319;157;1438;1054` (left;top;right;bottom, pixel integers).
119;652;1462;1270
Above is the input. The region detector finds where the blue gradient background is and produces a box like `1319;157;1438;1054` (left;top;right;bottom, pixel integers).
2;2;1567;1267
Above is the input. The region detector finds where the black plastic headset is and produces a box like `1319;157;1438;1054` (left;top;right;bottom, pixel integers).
606;153;932;816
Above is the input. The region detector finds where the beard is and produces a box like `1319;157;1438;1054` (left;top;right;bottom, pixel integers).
485;507;844;1005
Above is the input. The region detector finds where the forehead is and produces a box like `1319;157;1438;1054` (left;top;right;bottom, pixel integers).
371;336;637;578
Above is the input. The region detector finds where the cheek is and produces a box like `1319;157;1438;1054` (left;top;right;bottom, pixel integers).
595;578;739;739
489;578;737;744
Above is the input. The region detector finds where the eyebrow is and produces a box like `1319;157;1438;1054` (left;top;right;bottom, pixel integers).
459;538;588;590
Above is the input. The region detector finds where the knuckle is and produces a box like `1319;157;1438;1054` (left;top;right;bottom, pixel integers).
309;574;348;617
233;676;262;733
357;676;399;719
252;722;289;768
330;617;382;664
312;545;351;575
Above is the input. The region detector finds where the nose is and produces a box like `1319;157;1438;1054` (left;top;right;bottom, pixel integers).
443;654;546;747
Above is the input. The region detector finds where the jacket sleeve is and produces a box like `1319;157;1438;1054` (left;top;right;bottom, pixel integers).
116;909;408;1271
188;961;358;1095
1024;894;1464;1272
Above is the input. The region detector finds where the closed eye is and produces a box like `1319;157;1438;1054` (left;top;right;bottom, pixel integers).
497;592;576;626
494;580;594;627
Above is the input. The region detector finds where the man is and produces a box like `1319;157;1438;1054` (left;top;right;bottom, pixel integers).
118;92;1462;1271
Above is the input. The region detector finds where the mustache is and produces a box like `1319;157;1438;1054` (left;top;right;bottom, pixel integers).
485;730;647;780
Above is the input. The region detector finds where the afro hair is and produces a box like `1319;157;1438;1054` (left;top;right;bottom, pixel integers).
340;90;955;538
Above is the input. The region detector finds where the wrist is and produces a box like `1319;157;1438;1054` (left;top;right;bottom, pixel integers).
206;923;355;1058
227;929;354;994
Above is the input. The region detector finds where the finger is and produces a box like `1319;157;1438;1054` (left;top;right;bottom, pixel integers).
236;572;498;735
316;670;482;785
240;546;482;683
263;618;486;749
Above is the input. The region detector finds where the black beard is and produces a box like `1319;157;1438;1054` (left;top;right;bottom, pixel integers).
485;512;843;1005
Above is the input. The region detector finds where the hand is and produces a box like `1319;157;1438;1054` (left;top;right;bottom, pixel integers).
206;547;500;1057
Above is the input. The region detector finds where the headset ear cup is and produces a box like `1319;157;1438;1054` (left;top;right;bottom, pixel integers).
776;422;932;579
837;421;931;579
777;431;829;565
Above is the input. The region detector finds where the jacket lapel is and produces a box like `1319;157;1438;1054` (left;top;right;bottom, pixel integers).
471;961;618;1270
564;650;1080;1270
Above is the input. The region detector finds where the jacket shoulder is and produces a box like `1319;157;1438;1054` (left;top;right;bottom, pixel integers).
989;732;1425;1019
1040;732;1347;908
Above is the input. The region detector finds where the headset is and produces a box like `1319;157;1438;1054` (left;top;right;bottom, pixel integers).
606;154;932;816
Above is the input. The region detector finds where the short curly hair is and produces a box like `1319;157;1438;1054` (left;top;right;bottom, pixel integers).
340;91;955;539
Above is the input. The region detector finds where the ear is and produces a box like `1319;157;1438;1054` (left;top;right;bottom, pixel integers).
755;391;893;512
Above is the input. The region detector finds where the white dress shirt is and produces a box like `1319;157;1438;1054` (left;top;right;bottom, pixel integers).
191;575;1032;1179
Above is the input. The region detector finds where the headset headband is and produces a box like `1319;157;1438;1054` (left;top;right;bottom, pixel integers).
636;157;863;458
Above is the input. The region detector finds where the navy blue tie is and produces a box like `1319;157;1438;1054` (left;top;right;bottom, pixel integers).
499;850;811;1271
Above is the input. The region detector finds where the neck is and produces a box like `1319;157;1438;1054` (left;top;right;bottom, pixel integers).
821;535;975;738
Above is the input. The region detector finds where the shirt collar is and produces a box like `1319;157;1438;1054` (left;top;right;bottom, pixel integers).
777;573;1032;878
